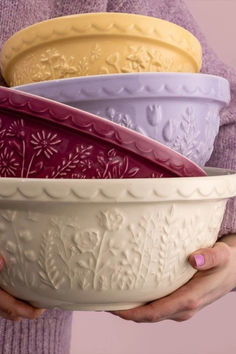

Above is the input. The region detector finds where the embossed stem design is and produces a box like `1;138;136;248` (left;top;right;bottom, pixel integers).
39;233;62;290
12;224;28;286
50;150;80;178
58;252;73;287
57;227;74;288
93;231;107;289
101;163;109;179
21;140;26;178
25;152;36;178
144;243;155;287
135;224;150;288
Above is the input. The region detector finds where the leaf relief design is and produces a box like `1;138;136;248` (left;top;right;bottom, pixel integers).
167;107;202;164
0;203;225;293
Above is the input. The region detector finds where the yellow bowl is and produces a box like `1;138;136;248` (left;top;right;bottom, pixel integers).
0;13;202;86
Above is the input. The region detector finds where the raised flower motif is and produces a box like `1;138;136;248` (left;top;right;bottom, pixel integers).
30;131;62;159
113;269;135;290
98;209;124;231
73;229;100;252
106;107;134;129
147;105;162;126
7;119;25;139
77;57;89;76
90;44;102;63
5;241;17;254
126;46;150;71
19;230;32;242
24;250;37;262
0;148;20;177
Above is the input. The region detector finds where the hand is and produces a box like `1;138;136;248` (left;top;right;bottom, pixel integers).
111;234;236;323
0;256;45;322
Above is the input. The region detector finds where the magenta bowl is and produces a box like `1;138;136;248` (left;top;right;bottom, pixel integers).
0;87;206;179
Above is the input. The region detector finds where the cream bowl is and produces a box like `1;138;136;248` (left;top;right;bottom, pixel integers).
0;167;235;310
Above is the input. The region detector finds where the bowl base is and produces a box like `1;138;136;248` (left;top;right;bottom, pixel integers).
30;300;145;311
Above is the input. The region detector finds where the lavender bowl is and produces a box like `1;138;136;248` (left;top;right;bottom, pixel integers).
0;87;206;179
15;73;230;166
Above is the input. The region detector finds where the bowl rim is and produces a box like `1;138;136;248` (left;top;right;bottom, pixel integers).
0;167;235;202
0;86;206;178
14;72;231;104
0;12;202;81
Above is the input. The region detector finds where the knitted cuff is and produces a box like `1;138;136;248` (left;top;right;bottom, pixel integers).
0;309;73;354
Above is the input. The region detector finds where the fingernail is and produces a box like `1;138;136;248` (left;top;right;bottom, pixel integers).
0;257;4;270
194;254;205;267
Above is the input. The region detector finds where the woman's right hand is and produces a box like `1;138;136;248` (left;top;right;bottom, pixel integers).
0;256;45;322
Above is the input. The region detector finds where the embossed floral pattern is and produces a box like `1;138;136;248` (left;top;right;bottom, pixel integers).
47;144;93;178
0;107;156;179
102;46;172;74
19;230;32;242
30;131;62;159
147;105;162;127
24;250;37;262
162;107;202;164
9;42;184;85
73;229;99;252
98;209;124;231
104;107;134;130
0;200;227;300
7;119;25;140
0;148;20;177
14;44;102;84
5;241;17;254
0;114;146;178
90;44;102;63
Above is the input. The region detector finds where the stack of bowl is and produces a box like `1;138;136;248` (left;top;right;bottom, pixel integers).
0;13;234;311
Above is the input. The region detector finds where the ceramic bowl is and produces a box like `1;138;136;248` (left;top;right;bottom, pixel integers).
0;87;206;179
0;13;202;86
15;73;231;166
0;167;234;310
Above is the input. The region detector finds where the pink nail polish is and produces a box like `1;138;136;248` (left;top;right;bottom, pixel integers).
194;254;205;267
0;257;3;269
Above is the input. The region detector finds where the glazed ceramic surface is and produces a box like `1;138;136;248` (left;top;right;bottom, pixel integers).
0;87;206;179
15;73;231;166
0;167;234;310
0;13;202;86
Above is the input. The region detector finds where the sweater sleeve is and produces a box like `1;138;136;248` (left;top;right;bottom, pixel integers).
206;120;236;237
0;309;73;354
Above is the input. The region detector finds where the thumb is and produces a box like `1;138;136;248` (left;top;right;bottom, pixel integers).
188;242;231;271
0;256;4;271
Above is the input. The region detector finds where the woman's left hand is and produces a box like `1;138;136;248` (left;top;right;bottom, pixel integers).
111;234;236;323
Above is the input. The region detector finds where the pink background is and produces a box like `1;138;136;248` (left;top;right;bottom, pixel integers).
70;1;236;353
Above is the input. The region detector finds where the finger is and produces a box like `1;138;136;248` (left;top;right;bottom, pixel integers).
111;264;215;323
0;310;22;322
188;242;231;270
111;290;188;323
0;288;45;320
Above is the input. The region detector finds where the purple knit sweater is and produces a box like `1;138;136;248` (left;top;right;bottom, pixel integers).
0;1;235;353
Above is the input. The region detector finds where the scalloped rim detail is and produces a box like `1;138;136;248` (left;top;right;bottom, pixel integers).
0;13;202;75
0;86;206;178
0;168;235;202
14;73;231;103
